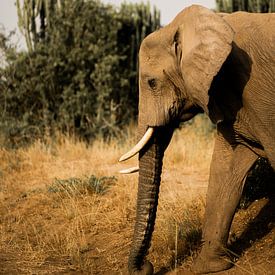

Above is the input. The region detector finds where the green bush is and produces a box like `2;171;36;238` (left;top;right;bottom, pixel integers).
48;175;117;196
0;0;160;147
216;0;275;12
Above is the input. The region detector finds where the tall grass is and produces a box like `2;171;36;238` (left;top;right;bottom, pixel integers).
0;115;214;273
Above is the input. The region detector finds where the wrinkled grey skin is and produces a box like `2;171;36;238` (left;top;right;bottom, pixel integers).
127;5;275;275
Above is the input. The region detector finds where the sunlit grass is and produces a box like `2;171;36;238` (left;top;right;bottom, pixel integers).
0;115;214;273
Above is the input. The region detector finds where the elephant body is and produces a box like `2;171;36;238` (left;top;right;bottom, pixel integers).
217;12;275;163
119;6;275;274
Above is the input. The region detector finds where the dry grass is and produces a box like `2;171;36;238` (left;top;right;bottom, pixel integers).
1;115;273;274
0;117;275;274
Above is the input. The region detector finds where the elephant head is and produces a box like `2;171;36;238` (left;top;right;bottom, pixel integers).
119;5;235;274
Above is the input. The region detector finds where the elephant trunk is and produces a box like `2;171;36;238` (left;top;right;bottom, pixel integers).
128;127;173;273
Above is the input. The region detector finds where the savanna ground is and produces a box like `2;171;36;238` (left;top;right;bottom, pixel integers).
0;116;274;274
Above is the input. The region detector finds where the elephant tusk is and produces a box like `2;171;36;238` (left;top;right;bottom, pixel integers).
119;127;154;162
119;166;139;174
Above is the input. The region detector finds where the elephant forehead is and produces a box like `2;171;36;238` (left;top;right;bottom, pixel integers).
139;59;163;78
140;32;171;62
139;49;162;65
139;49;173;77
140;64;162;78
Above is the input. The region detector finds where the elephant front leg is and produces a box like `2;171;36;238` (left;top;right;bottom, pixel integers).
193;134;258;274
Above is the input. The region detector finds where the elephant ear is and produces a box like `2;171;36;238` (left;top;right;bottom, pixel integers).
175;5;234;121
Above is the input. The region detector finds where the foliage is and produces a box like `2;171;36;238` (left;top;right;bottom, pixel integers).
0;0;160;147
48;175;117;196
216;0;275;12
0;28;18;67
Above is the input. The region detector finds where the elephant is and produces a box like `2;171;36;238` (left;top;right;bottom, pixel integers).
119;5;275;274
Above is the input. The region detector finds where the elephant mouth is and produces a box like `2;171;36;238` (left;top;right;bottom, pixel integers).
118;121;180;174
118;113;181;174
119;127;155;166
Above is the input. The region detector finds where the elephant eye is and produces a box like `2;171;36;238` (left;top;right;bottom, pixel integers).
148;78;157;89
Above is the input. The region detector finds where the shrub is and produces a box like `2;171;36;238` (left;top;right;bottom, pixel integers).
48;175;117;196
0;0;160;147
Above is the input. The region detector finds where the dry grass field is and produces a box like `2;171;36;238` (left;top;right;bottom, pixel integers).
0;115;274;274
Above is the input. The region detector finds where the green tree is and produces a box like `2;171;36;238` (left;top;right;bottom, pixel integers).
1;0;160;147
216;0;275;12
